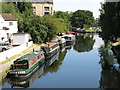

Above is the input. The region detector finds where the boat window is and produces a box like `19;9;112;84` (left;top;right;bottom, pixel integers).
51;44;59;50
13;61;28;69
33;51;38;55
42;47;50;53
37;55;40;59
41;53;43;56
41;47;47;53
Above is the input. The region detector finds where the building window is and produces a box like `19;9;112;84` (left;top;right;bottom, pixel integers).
44;2;49;4
44;12;49;15
33;7;36;11
33;12;36;15
44;7;49;11
9;22;13;26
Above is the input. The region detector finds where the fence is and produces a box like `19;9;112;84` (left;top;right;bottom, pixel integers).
0;41;33;63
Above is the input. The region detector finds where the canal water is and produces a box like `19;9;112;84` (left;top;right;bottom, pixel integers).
1;34;120;88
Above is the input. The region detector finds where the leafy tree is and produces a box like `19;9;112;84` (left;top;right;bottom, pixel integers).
54;11;72;30
71;10;95;29
43;16;68;42
17;2;33;16
99;2;120;43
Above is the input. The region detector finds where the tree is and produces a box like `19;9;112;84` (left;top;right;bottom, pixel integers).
100;2;120;43
54;11;72;30
71;10;95;29
17;2;33;16
43;16;68;42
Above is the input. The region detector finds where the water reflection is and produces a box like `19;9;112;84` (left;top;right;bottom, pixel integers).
74;34;95;52
44;47;67;74
99;44;120;89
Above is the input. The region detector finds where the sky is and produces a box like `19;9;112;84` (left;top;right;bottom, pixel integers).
54;0;105;18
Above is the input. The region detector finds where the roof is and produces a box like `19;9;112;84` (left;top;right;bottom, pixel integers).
42;42;59;47
62;34;75;37
0;13;18;21
33;0;53;2
33;0;53;4
67;31;75;34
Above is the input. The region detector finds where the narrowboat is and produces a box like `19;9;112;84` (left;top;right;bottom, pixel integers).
7;48;45;78
62;34;75;45
41;42;60;58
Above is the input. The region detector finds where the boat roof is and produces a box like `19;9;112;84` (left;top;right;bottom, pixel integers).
67;31;75;34
41;42;59;47
62;34;75;37
15;50;43;62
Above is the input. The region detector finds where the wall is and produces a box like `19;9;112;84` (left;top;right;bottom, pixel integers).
0;30;7;42
1;21;18;33
0;15;4;30
0;41;33;63
0;15;18;42
13;33;29;45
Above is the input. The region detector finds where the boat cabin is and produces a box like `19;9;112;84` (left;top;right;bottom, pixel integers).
62;34;75;42
11;49;44;70
41;42;59;54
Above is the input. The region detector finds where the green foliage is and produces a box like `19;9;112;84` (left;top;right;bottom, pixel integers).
71;10;95;29
74;34;95;52
100;2;120;43
54;11;72;31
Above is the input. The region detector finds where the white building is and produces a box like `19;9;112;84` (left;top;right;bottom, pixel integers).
0;13;18;42
13;33;31;45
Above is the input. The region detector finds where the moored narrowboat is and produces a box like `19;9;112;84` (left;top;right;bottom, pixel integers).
41;42;60;58
7;48;45;78
62;34;75;45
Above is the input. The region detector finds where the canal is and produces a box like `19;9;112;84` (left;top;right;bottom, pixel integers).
1;34;120;88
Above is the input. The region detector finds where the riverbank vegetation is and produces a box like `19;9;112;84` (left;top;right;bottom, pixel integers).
99;2;120;43
1;2;96;43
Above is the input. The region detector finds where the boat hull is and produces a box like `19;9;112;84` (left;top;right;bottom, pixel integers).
7;64;45;88
59;42;66;47
66;40;75;45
